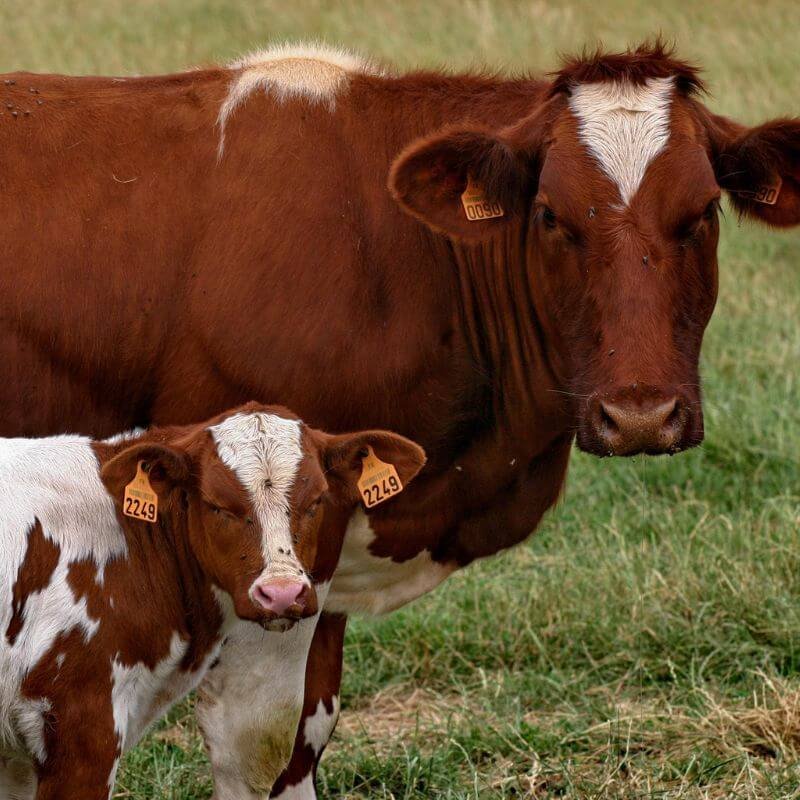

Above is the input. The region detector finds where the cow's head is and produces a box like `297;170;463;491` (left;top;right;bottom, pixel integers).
102;403;425;630
390;42;800;456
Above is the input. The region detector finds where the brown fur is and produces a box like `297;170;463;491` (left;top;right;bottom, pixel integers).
0;43;797;795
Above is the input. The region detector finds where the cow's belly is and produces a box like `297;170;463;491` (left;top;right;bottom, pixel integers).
325;511;457;615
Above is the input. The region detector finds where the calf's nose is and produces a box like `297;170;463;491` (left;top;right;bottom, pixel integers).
252;579;310;618
590;389;687;455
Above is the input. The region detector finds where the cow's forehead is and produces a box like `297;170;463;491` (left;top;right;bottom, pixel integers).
567;76;676;206
208;412;303;508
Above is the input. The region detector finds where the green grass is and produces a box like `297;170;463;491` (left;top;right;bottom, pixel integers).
2;1;798;797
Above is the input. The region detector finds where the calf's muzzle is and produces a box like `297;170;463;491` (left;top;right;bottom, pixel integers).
252;579;317;620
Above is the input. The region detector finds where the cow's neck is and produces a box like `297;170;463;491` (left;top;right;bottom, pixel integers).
450;224;565;444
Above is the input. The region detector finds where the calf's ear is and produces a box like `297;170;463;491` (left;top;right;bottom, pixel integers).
705;112;800;226
389;125;530;240
101;442;192;510
323;431;427;505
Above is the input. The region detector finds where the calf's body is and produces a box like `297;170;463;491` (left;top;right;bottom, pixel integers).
0;407;424;799
0;434;231;798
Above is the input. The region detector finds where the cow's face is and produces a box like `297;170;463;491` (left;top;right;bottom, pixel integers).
102;405;426;631
390;43;800;457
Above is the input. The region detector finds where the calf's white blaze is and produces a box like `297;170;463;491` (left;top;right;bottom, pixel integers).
209;412;309;589
569;77;674;205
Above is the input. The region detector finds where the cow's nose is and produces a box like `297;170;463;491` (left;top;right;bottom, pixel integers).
252;579;310;618
590;390;687;455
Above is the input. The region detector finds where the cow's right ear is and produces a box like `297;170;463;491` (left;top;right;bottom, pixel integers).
101;442;192;510
389;125;530;240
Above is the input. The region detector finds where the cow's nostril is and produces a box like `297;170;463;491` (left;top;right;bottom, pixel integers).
598;402;619;434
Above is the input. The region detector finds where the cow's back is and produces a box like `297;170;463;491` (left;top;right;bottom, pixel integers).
0;57;483;446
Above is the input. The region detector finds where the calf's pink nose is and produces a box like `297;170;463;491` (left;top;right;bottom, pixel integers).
253;579;309;617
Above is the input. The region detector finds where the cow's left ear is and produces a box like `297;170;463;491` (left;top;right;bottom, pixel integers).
389;125;530;240
706;112;800;227
101;442;192;511
322;430;426;505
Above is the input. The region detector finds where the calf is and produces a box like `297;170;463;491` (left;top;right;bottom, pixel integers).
0;402;424;800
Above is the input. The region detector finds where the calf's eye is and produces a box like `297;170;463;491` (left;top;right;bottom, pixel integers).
541;206;557;229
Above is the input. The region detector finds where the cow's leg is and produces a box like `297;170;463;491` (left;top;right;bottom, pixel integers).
197;585;332;800
269;613;347;799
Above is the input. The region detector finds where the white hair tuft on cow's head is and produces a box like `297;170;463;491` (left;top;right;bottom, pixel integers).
568;76;675;205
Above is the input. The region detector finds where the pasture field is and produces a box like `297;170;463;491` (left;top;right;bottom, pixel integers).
2;1;799;797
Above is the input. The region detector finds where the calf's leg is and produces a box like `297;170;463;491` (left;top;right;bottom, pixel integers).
197;585;332;800
0;756;36;800
33;754;116;800
270;613;347;799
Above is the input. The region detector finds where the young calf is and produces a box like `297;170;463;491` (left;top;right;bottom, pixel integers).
0;403;425;799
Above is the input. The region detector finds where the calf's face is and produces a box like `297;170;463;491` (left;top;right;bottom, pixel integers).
102;406;426;631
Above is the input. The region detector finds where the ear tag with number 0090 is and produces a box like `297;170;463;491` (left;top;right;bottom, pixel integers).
358;447;403;508
123;460;158;522
751;176;782;205
461;176;504;221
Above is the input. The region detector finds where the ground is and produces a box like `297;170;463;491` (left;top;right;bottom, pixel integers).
2;1;798;797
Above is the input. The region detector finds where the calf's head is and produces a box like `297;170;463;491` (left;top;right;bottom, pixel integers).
102;404;425;630
391;42;800;456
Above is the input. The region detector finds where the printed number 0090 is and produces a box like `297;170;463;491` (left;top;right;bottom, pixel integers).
364;476;400;507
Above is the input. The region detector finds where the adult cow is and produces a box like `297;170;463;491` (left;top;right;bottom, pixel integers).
1;39;798;798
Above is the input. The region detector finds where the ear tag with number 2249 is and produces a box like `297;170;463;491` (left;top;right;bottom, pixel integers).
123;460;158;522
358;447;403;508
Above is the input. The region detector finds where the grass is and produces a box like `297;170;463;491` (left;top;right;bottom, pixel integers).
2;1;798;797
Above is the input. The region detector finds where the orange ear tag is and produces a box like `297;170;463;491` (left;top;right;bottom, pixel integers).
357;447;404;509
752;176;782;205
123;460;158;522
460;176;504;221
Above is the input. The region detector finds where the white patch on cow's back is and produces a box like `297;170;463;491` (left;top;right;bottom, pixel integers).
0;435;127;761
326;511;457;615
569;77;674;205
217;42;381;155
209;412;308;587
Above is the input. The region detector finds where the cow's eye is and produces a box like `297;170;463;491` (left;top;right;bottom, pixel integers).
702;199;719;221
541;206;557;230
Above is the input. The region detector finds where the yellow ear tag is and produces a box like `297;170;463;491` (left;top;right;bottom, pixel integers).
752;176;782;205
357;447;403;509
123;460;158;522
461;176;504;221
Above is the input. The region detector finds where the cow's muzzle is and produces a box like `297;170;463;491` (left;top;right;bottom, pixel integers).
579;385;702;457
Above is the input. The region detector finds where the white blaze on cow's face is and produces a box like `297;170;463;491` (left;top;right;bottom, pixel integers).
208;411;317;630
568;76;675;205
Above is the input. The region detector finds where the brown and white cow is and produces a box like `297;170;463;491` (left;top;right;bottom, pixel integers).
0;39;798;797
0;403;424;799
